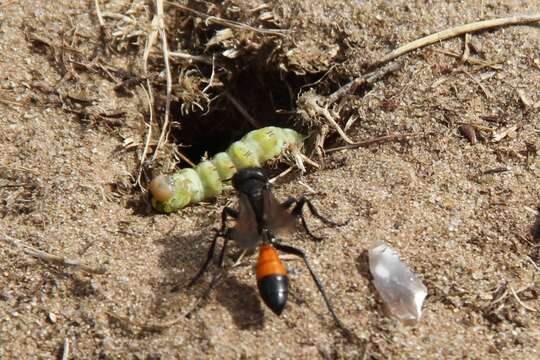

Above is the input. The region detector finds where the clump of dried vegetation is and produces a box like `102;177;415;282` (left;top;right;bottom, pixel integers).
19;1;540;190
95;1;540;181
92;0;405;176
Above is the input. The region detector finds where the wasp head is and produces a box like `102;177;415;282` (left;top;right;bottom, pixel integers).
232;167;269;194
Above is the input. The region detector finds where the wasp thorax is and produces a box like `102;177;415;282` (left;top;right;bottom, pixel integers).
148;174;175;202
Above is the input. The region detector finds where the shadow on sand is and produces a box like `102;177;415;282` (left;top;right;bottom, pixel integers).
155;219;265;330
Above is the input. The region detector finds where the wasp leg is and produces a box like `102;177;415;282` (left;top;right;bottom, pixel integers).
279;197;296;209
186;230;222;288
281;196;345;241
277;197;320;240
219;207;240;231
186;207;238;288
217;237;229;268
185;268;228;318
273;243;352;337
184;248;250;319
292;196;344;226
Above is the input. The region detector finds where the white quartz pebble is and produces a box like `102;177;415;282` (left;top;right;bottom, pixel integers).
368;242;427;324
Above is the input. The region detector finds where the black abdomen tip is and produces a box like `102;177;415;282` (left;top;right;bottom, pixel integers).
257;275;289;315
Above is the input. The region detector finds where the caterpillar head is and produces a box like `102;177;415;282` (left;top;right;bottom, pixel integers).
149;172;198;213
149;175;175;203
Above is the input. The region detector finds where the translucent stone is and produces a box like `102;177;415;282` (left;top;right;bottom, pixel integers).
369;243;427;324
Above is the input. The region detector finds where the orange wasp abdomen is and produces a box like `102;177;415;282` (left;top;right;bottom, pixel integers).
256;244;289;315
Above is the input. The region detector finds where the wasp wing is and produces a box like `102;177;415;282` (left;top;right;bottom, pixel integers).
263;189;297;238
229;193;261;249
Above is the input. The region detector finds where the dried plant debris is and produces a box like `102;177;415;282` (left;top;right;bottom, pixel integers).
0;166;43;216
458;124;477;145
492;124;519;142
1;233;107;274
369;243;428;324
95;0;375;164
102;0;292;117
23;25;142;133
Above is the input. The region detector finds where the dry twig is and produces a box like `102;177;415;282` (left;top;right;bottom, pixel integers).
269;166;293;184
304;64;403;153
431;48;504;70
327;62;403;105
138;5;160;178
373;14;540;67
151;0;173;161
508;283;537;312
0;0;18;9
173;147;197;168
461;33;471;62
166;1;289;37
481;166;511;175
1;233;107;274
325;133;422;153
462;70;491;98
106;310;183;331
304;96;354;144
0;96;24;108
94;0;105;27
299;153;320;169
223;90;261;128
135;84;154;191
168;51;213;65
61;338;70;360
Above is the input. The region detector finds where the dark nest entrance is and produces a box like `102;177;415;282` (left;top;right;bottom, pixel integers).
171;66;324;163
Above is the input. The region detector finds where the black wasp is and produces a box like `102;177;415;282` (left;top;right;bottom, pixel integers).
188;167;350;334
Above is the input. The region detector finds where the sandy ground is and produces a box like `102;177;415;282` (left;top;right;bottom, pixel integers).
1;0;539;359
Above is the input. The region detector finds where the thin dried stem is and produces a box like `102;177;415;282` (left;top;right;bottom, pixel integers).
373;14;540;67
508;283;537;312
306;97;354;144
202;55;218;94
431;48;503;70
327;62;402;105
300;153;320;169
462;70;491;98
61;338;70;360
0;0;18;9
168;51;213;65
232;250;248;267
269;166;293;184
94;0;105;27
136;8;160;182
166;1;289;37
174;149;197;167
462;33;471;62
223;90;261;128
151;0;173;161
0;97;24;108
2;234;107;274
325;133;422;153
136;84;154;191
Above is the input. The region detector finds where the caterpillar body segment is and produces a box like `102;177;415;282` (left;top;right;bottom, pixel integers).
149;127;304;213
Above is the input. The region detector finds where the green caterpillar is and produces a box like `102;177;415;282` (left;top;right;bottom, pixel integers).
149;126;304;213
